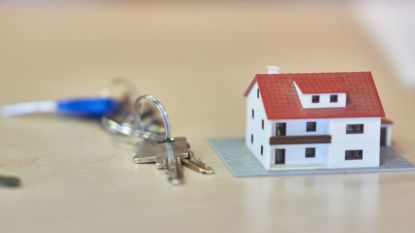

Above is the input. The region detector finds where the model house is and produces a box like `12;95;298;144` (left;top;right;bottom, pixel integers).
244;67;392;170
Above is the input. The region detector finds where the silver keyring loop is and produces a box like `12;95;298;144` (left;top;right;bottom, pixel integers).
101;115;136;136
100;77;139;137
99;78;171;142
101;95;172;142
133;95;172;142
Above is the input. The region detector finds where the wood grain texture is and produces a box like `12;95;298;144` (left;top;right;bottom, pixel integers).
0;2;415;233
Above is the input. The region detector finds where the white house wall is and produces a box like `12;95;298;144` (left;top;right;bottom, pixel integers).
386;125;392;146
245;82;272;169
327;117;380;168
270;144;328;170
267;117;381;169
268;119;331;169
271;118;329;136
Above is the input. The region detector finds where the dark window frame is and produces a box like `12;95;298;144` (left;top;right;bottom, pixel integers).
275;122;287;136
275;149;286;164
251;109;254;119
251;134;254;144
260;145;263;156
346;124;364;134
312;95;320;103
305;147;316;158
345;150;363;160
330;94;338;103
306;122;317;132
257;88;260;98
261;119;264;129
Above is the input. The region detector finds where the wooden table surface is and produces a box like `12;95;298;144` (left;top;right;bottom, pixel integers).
1;2;414;233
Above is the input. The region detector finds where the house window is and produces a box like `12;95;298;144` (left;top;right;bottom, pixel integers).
306;122;317;132
251;109;254;119
275;123;286;136
261;119;264;129
312;95;320;103
275;149;285;164
330;94;338;103
260;145;263;156
345;150;363;160
305;148;316;158
257;88;260;98
346;124;364;134
251;134;254;144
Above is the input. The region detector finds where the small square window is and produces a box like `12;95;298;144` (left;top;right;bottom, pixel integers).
305;148;316;158
306;122;317;132
275;123;286;136
261;119;264;129
251;109;254;119
346;124;364;134
345;150;363;160
251;134;254;144
330;95;338;103
312;95;320;103
260;145;263;156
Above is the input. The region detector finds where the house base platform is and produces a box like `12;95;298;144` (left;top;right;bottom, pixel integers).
209;138;415;177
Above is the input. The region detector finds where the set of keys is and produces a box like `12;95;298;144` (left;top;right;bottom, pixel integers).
134;137;213;185
102;94;214;185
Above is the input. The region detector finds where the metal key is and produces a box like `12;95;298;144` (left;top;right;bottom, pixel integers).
164;142;184;185
134;137;213;185
181;151;214;175
134;137;188;185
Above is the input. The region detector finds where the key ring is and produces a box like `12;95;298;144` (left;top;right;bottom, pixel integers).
101;77;139;136
101;78;172;142
101;78;214;185
133;95;172;142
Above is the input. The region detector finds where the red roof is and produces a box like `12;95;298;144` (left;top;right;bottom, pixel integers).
244;72;385;120
295;75;347;94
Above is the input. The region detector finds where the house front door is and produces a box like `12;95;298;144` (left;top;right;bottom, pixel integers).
380;127;387;146
276;123;286;136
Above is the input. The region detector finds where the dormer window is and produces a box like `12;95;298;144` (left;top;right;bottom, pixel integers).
293;81;347;109
312;95;320;103
330;95;338;103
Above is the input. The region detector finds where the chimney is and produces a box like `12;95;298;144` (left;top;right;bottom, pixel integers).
267;65;280;74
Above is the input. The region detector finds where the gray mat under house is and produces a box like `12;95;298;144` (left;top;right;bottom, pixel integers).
209;138;415;177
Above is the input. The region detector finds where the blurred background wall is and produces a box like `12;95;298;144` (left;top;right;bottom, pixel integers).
0;0;414;146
